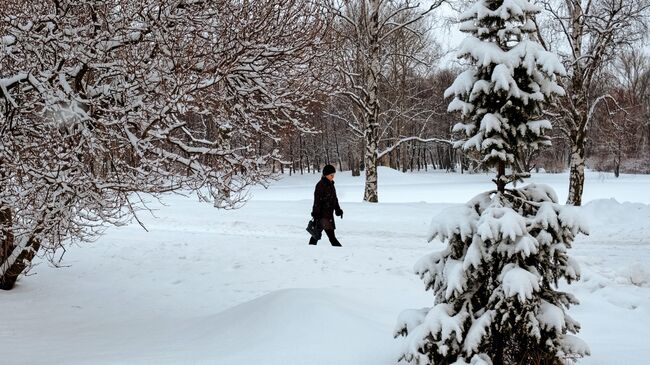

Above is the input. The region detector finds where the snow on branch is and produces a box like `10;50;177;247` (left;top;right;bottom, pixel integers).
0;0;329;287
378;136;452;159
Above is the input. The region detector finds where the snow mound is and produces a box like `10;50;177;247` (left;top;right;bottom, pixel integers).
195;288;396;365
582;199;650;227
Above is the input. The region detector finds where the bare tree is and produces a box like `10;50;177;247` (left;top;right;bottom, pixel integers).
615;50;650;162
537;0;650;205
0;0;329;289
328;0;446;202
591;51;650;175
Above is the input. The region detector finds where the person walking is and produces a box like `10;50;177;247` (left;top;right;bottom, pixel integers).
309;164;343;247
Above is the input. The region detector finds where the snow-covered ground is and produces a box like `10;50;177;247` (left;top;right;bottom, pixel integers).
1;168;649;365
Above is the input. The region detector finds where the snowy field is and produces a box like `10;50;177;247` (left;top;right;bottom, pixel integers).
1;168;649;365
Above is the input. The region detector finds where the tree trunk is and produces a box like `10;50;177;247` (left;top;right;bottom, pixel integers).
289;138;294;176
1;237;40;290
362;0;381;203
352;160;360;176
460;153;465;174
564;1;587;206
408;142;415;172
0;204;15;288
349;147;360;177
363;119;379;202
334;132;343;172
299;134;304;175
567;141;586;206
422;146;427;171
614;138;621;178
491;329;504;365
428;149;436;170
0;205;41;290
496;160;506;194
322;131;330;166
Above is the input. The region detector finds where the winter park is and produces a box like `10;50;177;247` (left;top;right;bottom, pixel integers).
1;1;650;365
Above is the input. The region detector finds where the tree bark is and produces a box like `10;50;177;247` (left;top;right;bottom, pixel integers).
0;236;41;290
348;147;360;176
496;161;506;193
299;134;304;175
333;132;343;172
567;140;585;205
0;205;41;290
363;119;379;202
614;138;621;178
362;0;381;203
0;204;15;282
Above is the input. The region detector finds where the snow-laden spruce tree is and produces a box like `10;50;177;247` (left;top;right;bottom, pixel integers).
394;1;590;364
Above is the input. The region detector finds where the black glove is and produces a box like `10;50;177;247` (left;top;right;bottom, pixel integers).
335;209;343;218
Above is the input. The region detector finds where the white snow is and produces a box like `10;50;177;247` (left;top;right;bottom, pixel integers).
1;167;650;364
479;113;503;133
445;69;477;98
477;204;528;242
537;299;566;333
1;34;16;46
464;235;486;270
400;303;468;361
444;259;468;299
499;264;541;301
452;354;492;365
460;0;542;21
463;310;495;354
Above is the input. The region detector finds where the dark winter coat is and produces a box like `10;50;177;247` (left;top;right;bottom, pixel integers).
311;177;342;230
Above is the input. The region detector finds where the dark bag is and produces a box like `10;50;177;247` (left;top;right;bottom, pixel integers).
306;219;322;240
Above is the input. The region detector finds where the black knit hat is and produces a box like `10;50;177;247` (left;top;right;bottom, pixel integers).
322;164;336;176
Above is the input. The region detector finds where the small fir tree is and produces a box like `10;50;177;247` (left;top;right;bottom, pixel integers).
394;1;590;364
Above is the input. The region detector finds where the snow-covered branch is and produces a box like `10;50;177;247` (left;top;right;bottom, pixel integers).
377;136;451;159
0;0;329;288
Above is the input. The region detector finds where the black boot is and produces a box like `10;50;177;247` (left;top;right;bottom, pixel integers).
308;236;318;245
325;229;342;247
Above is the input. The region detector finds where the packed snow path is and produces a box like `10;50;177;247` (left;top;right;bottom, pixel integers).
1;168;649;364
